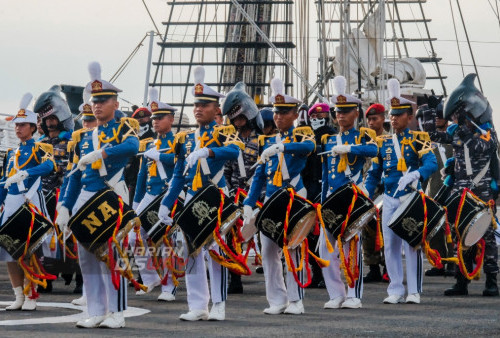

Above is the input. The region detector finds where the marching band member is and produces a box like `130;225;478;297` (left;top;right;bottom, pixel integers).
158;66;242;321
243;78;315;315
365;79;437;305
319;76;378;309
132;87;178;301
0;93;56;311
427;74;499;297
56;62;139;328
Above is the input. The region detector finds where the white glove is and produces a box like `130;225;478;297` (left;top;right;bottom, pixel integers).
260;143;284;163
132;201;140;211
243;205;254;226
158;205;173;225
144;148;160;162
56;206;70;233
77;149;103;171
332;144;351;155
5;170;29;188
397;170;421;192
186;148;210;169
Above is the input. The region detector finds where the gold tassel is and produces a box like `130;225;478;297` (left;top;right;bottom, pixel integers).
273;171;283;186
50;233;56;251
91;159;102;170
446;233;453;244
192;162;203;191
149;162;157;177
397;157;407;172
337;154;347;173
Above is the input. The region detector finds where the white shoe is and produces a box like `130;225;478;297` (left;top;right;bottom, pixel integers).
208;301;225;321
71;296;87;306
341;297;362;309
179;309;209;321
157;292;175;302
21;297;36;311
383;295;405;304
324;296;345;309
6;287;24;311
284;300;304;315
405;293;421;304
76;315;107;328
99;312;125;328
263;303;288;315
136;280;161;295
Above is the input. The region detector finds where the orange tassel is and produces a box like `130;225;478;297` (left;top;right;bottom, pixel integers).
50;233;56;251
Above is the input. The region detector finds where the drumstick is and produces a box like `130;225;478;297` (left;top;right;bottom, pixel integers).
317;144;361;156
136;148;171;156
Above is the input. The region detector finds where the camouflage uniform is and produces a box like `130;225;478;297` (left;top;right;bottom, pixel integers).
224;131;259;191
430;123;499;278
39;131;71;193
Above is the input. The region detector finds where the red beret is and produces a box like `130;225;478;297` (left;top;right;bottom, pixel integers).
132;107;151;119
366;103;385;116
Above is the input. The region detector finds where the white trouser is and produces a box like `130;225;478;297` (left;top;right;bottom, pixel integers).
382;194;423;296
131;193;175;294
0;191;46;262
319;228;363;300
261;187;307;307
73;189;127;317
183;192;227;311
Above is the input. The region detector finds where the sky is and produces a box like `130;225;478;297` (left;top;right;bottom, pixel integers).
1;0;500;125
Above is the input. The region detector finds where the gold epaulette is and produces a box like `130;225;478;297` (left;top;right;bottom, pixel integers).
258;134;276;147
213;125;245;150
174;130;195;145
70;128;90;144
410;130;431;143
293;126;315;143
376;134;391;148
139;137;154;152
410;131;433;157
35;142;57;171
358;127;377;145
119;117;140;140
321;134;336;145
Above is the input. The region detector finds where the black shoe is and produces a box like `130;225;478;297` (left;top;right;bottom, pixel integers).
256;266;264;274
73;284;83;294
228;283;243;294
425;267;445;277
308;279;326;288
483;273;499;297
363;265;382;283
444;283;468;296
39;280;53;293
61;273;73;286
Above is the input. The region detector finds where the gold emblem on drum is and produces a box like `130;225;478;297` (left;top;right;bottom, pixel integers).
146;210;159;225
0;235;20;252
402;217;422;236
261;218;281;238
192;201;217;226
322;208;344;225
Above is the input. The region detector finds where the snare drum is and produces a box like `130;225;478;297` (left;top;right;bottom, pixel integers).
445;188;492;249
388;191;446;248
44;189;58;222
433;184;453;206
321;183;376;241
0;202;54;260
172;184;241;256
68;189;140;260
256;188;316;249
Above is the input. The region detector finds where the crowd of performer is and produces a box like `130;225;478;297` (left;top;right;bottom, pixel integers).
0;61;498;329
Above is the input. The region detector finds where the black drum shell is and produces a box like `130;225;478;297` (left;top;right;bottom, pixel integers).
388;192;446;248
173;184;239;256
256;188;316;248
44;189;58;222
69;189;139;257
321;184;375;240
0;203;54;260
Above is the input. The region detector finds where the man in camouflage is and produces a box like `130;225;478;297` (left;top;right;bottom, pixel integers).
425;74;499;296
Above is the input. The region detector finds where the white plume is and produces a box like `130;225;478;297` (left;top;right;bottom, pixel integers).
193;66;205;84
270;77;284;96
387;78;400;99
149;87;159;103
333;76;346;95
19;93;33;110
88;61;102;81
82;89;91;104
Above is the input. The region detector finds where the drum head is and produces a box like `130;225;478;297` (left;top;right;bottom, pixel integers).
463;210;492;248
287;210;317;249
